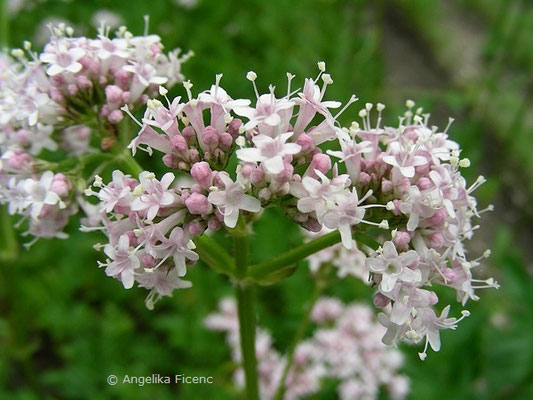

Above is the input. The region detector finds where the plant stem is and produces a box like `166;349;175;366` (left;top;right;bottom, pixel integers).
233;224;259;400
249;231;341;280
0;204;18;262
273;269;327;400
0;0;8;48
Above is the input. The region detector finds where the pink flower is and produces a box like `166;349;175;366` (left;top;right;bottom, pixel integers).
102;234;140;289
131;172;177;221
366;241;420;292
207;174;261;228
236;132;301;174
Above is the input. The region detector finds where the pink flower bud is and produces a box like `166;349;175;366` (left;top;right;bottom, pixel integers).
76;75;92;89
382;179;393;194
202;126;219;150
393;230;411;248
108;109;124;124
373;293;391;308
207;216;222;231
358;172;371;186
188;220;206;236
170;135;188;153
306;153;331;178
162;154;179;169
121;91;131;103
185;192;211;215
250;167;266;186
50;174;71;197
240;163;254;178
417;177;433;190
182;126;196;144
190;162;213;189
296;133;315;154
227;118;242;138
68;84;78;95
142;254;157;268
427;232;444;248
7;150;32;170
219;132;233;150
115;70;131;89
442;267;456;282
428;208;446;226
105;85;124;103
304;218;322;232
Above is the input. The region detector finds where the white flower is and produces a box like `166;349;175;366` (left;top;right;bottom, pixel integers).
23;171;63;219
207;174;261;228
236;132;301;174
366;241;420;292
40;43;86;76
102;234;140;289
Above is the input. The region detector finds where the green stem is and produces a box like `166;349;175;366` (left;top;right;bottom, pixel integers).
0;0;8;48
249;230;380;281
233;224;259;400
273;270;327;400
249;231;341;280
0;205;18;262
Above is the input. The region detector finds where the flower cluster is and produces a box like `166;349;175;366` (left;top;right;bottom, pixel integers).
0;22;191;243
205;297;409;400
90;63;497;356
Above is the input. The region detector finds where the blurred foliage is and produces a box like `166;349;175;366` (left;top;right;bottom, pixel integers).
1;0;533;399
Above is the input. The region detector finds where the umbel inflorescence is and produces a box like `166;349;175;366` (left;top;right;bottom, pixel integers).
0;21;191;244
84;62;498;359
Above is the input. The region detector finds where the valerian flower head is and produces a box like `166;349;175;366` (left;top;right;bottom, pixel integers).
85;65;496;360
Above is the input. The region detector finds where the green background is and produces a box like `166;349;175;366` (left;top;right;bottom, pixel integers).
1;0;532;399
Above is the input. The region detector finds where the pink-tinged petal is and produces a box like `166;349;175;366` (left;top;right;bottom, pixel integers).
383;241;399;260
400;250;418;266
301;177;321;194
366;258;386;273
252;134;273;147
297;197;317;213
103;244;116;259
390;302;411;325
263;112;281;126
130;198;145;211
147;205;159;221
321;101;342;109
160;192;175;206
207;191;226;206
174;256;187;277
382;155;398;167
160;172;175;189
46;64;64;76
399;267;420;283
236;148;264;163
427;329;441;352
262;155;284;174
381;273;398;292
413;155;428;166
44;192;60;205
338;223;353;249
399;165;415;178
283;143;302;155
218;173;234;188
407;213;419;231
121;270;135;289
224;208;239;228
118;235;130;251
238;194;261;213
66;62;83;74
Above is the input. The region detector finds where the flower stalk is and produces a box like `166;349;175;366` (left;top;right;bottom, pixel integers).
233;220;260;400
